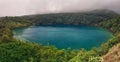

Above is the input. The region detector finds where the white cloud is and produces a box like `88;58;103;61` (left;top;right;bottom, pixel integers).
0;0;120;16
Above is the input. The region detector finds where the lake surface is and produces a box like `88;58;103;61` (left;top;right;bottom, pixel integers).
13;25;113;50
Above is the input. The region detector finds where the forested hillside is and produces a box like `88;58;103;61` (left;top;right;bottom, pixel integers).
24;9;117;25
0;10;120;62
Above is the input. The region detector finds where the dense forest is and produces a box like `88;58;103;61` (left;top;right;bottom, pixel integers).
0;10;120;62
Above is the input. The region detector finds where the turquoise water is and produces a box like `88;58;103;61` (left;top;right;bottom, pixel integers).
13;25;113;50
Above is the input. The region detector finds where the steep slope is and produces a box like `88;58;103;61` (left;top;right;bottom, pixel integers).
103;40;120;62
103;34;120;62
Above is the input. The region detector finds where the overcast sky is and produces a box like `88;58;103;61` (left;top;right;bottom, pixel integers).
0;0;120;16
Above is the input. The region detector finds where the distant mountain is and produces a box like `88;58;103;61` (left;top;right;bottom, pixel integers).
22;9;118;25
88;9;117;14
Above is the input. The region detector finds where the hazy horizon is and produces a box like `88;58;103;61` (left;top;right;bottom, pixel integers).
0;0;120;16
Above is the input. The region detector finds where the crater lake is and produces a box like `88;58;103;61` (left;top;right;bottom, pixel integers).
13;25;113;50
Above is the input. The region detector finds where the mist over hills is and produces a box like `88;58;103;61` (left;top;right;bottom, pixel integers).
0;0;120;16
24;9;118;16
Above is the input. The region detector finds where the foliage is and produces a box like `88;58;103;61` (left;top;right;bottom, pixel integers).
99;16;120;34
0;40;78;62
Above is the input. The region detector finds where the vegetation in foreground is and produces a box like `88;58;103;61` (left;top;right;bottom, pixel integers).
0;10;120;62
